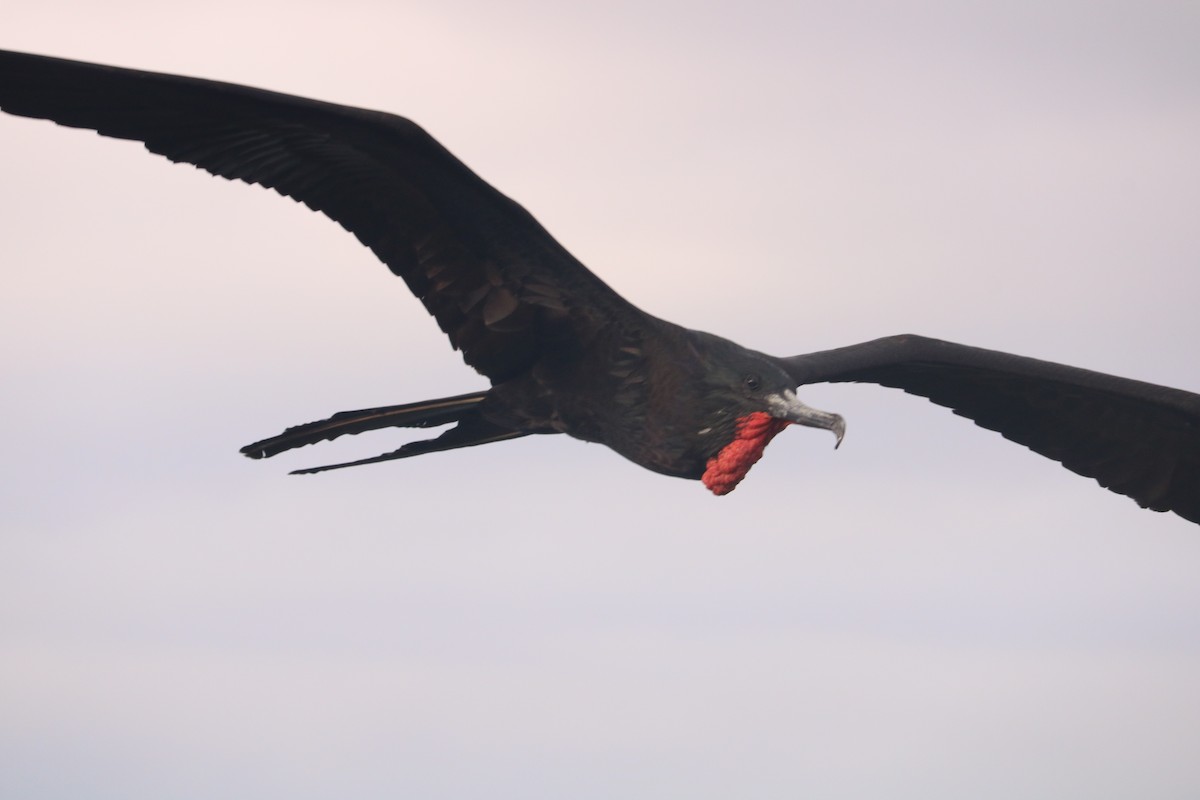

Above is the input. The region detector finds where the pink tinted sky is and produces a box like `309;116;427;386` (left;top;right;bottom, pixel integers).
3;1;1200;798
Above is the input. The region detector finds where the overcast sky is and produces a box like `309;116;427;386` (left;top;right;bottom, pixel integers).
3;1;1200;798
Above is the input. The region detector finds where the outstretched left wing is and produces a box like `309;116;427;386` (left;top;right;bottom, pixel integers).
779;334;1200;524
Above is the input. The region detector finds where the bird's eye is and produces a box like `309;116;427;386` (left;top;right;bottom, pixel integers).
743;374;762;392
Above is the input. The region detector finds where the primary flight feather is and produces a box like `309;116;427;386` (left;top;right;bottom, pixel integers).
1;49;1197;523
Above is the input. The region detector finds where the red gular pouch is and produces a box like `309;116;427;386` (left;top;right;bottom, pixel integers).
701;411;791;495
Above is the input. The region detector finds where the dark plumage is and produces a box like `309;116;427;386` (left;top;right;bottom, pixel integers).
1;49;1197;523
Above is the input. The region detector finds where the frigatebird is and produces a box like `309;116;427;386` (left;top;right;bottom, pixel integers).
1;50;1197;523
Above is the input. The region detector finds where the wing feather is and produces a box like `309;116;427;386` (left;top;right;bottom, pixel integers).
780;334;1200;523
0;49;637;381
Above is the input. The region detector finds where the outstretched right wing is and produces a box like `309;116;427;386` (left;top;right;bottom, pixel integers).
0;49;639;383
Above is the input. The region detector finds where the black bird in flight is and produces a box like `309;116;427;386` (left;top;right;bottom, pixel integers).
1;50;1198;523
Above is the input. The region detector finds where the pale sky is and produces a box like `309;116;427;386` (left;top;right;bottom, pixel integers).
3;1;1200;798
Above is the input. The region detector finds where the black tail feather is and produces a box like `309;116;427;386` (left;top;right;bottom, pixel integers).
240;390;488;459
289;418;530;474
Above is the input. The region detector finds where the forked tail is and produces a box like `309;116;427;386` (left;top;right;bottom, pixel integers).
239;390;529;474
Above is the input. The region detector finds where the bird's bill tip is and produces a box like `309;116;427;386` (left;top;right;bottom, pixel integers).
767;390;845;448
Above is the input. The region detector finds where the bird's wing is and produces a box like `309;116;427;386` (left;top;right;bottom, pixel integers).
779;334;1200;523
0;49;635;382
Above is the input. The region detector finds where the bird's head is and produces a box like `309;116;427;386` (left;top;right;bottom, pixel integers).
688;333;845;495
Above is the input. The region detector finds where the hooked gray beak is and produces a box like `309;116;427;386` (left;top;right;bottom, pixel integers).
766;389;846;448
